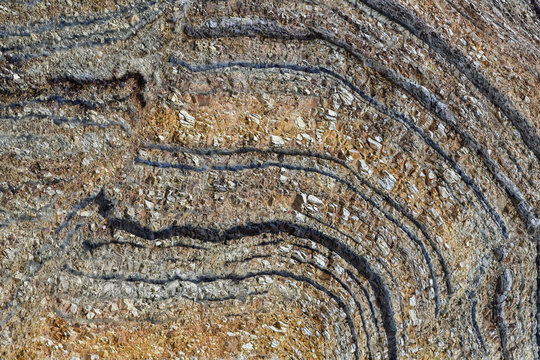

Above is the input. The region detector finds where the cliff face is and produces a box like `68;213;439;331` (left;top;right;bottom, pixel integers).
0;1;539;359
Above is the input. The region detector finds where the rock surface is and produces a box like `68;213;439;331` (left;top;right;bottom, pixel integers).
0;0;539;359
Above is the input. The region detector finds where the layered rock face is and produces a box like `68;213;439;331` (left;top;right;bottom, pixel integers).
1;0;539;359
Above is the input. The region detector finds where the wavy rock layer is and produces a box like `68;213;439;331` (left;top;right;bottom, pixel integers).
0;0;539;359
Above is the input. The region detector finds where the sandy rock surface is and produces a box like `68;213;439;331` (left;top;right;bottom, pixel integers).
0;0;539;359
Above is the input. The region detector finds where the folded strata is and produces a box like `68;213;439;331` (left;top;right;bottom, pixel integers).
0;0;539;359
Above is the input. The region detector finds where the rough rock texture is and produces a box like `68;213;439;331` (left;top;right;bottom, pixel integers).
0;0;539;359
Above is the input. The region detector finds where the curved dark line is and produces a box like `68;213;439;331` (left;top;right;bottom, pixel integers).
304;13;537;230
469;291;486;350
349;0;540;161
173;243;375;358
264;238;383;354
467;262;488;351
83;238;207;251
0;8;161;54
54;289;270;324
52;115;130;131
145;143;453;295
135;156;441;314
2;8;164;62
102;213;397;359
273;252;375;359
0;95;104;110
494;269;512;359
72;226;381;353
298;212;406;334
294;240;395;334
168;58;507;240
70;242;376;358
0;94;132;111
65;265;361;359
44;71;148;108
0;0;158;36
183;17;536;233
472;302;485;349
59;287;270;304
298;257;373;359
200;290;269;302
359;282;379;328
301;211;399;287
